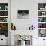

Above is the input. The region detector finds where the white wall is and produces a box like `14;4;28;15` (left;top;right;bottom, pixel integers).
11;0;38;46
11;0;46;46
11;0;38;31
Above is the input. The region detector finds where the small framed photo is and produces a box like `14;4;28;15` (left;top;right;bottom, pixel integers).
17;10;29;19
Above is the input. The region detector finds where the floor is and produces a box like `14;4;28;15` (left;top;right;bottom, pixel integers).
0;45;8;46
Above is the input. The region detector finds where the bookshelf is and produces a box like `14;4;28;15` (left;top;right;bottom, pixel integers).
38;3;46;37
0;3;8;37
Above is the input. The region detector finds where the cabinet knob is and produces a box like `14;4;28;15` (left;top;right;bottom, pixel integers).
1;39;3;40
43;39;45;40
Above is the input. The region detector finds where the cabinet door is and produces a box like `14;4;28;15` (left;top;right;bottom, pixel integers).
0;37;8;45
38;38;46;46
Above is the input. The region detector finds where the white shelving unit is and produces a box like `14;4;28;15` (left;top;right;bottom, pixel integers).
0;1;9;45
38;3;46;37
0;1;8;46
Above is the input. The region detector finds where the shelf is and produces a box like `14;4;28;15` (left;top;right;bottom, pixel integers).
38;28;46;29
0;10;8;11
38;16;46;17
0;16;8;17
0;3;8;37
0;22;8;23
38;10;46;11
38;22;46;23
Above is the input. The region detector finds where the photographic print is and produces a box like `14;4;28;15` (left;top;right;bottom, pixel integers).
17;10;29;19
